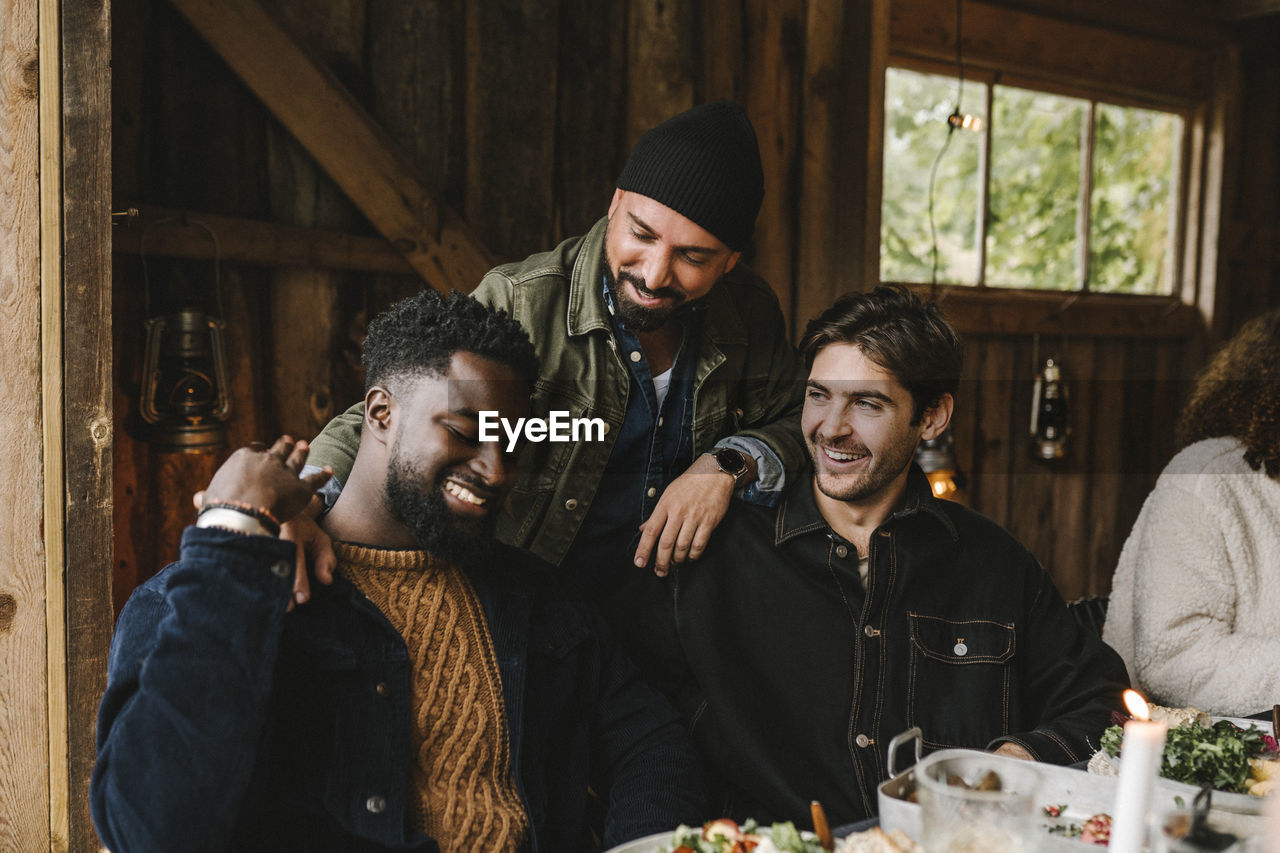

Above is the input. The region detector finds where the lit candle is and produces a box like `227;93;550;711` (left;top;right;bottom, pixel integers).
1110;690;1168;853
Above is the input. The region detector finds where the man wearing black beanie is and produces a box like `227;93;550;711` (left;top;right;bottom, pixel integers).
308;102;804;689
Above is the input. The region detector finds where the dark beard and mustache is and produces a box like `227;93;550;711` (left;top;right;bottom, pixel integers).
603;256;692;333
384;453;501;569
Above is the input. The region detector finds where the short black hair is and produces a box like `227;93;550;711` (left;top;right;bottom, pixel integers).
363;289;539;390
799;285;962;424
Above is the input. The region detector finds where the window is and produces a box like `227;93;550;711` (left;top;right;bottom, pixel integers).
881;66;1184;296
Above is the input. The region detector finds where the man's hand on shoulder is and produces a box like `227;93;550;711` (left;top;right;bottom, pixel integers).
204;436;332;520
633;452;755;577
197;436;335;610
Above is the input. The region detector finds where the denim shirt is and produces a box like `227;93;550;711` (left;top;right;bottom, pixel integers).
662;466;1129;826
562;278;699;598
91;527;705;853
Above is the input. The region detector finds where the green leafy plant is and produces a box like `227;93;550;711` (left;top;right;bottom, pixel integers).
1102;720;1267;794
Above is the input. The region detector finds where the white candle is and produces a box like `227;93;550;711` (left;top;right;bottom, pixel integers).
1110;691;1168;853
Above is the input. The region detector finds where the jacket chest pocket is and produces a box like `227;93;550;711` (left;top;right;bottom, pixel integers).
906;612;1015;750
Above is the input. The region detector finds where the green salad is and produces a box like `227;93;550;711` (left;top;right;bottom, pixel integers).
1101;718;1270;794
663;818;826;853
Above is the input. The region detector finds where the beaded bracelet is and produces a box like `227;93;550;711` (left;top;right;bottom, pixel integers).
196;507;274;538
198;500;282;537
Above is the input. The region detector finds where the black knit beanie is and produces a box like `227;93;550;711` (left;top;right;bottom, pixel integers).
615;101;764;252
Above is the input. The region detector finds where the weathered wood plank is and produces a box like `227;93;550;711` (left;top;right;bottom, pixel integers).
60;0;114;845
1047;336;1099;600
969;337;1016;527
794;0;844;337
744;0;804;337
890;0;1212;105
554;0;626;241
975;0;1227;45
463;0;559;260
1;0;51;847
367;0;464;210
1007;337;1058;587
1086;339;1127;595
916;285;1201;338
265;0;360;442
1216;0;1280;21
626;0;696;147
847;0;891;301
113;205;414;274
167;0;493;292
700;0;744;102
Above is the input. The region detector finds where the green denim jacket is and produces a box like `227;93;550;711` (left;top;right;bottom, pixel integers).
308;217;806;567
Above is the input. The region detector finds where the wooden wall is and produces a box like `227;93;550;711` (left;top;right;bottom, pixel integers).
1;0;53;846
110;0;1272;616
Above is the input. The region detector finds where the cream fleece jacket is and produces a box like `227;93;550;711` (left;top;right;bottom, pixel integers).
1104;437;1280;717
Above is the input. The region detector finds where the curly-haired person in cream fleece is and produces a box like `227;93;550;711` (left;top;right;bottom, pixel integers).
1105;308;1280;717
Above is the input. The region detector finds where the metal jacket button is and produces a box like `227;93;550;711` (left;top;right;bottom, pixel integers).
954;642;968;656
855;733;872;748
835;544;849;559
270;561;291;579
564;498;579;511
366;795;386;814
630;351;641;362
864;624;879;638
375;682;391;698
646;487;657;498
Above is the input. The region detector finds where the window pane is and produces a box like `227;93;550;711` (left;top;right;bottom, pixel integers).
881;68;985;285
1090;105;1182;295
986;85;1088;290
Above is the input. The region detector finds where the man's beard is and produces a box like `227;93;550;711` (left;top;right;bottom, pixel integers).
603;253;691;333
805;432;918;505
384;453;500;569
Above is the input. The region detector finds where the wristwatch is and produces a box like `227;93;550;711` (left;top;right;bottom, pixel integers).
708;447;749;483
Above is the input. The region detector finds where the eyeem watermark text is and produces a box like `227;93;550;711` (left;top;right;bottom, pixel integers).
479;411;607;451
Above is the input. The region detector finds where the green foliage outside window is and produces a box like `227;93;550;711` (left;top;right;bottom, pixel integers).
987;86;1086;291
880;67;1183;295
1090;104;1181;295
881;68;984;285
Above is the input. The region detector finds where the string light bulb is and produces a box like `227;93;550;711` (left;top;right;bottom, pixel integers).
947;109;983;133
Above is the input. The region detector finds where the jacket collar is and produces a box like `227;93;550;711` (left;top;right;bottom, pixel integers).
567;218;613;337
564;215;749;346
775;463;959;546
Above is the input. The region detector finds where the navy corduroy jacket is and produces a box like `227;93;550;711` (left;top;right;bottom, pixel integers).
91;526;704;853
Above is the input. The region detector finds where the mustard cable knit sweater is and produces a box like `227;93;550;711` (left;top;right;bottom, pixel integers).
337;541;529;852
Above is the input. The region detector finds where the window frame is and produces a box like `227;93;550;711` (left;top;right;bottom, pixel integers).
882;54;1196;300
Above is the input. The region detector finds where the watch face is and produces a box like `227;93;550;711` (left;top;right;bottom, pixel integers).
714;449;747;477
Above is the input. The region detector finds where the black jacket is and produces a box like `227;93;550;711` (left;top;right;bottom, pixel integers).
665;465;1128;826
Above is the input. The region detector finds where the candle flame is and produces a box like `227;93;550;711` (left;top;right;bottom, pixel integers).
1123;689;1150;720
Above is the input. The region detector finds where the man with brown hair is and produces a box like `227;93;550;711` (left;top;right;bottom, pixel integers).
658;286;1128;827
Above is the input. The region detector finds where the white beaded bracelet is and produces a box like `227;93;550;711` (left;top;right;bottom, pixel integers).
195;506;274;538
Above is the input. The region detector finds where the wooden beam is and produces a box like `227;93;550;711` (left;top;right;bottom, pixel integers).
166;0;494;292
1215;0;1280;20
890;0;1214;105
4;0;57;845
745;0;805;339
112;205;414;274
976;0;1227;45
60;0;114;847
905;285;1204;338
41;0;70;844
626;0;695;146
